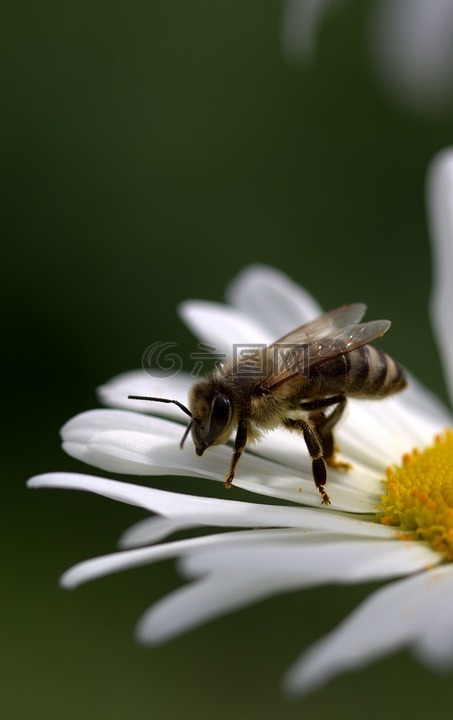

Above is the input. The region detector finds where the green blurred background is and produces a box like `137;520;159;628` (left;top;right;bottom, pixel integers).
3;1;453;718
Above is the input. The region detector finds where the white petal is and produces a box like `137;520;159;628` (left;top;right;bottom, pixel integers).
138;540;437;644
371;0;453;114
427;147;453;405
225;264;322;338
137;572;261;644
245;429;384;497
410;566;453;667
27;472;399;536
61;542;188;589
119;516;196;548
337;388;451;473
98;370;194;420
63;428;208;478
284;563;451;696
336;400;416;471
61;411;197;477
60;409;381;511
368;378;451;441
61;409;184;441
281;0;345;64
178;300;271;352
61;528;321;588
181;539;437;583
397;371;453;427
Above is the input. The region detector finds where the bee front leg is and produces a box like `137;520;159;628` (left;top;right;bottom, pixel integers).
225;419;248;489
283;418;330;505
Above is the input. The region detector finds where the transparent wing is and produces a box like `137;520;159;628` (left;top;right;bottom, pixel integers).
271;303;367;346
265;305;391;389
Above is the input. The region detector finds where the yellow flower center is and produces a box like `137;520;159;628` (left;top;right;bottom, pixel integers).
377;430;453;561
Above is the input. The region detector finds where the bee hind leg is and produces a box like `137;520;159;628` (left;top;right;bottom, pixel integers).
283;418;331;505
305;397;352;472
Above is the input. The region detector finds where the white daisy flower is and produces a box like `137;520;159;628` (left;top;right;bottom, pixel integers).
28;148;453;695
282;0;453;116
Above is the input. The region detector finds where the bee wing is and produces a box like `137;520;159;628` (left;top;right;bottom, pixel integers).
265;312;391;390
271;303;368;346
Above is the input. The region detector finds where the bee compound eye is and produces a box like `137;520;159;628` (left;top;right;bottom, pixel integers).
211;394;231;423
208;394;232;438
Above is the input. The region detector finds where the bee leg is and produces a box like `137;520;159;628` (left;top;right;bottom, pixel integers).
283;418;331;505
225;419;248;489
298;394;345;413
309;398;352;471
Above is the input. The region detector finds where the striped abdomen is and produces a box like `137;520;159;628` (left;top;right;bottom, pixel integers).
312;345;407;399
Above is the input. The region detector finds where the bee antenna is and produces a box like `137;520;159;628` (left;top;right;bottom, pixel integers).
179;419;195;449
128;395;192;418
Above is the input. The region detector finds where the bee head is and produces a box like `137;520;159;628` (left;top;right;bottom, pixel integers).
188;380;234;455
128;380;234;456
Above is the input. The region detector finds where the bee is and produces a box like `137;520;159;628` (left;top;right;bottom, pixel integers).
130;303;407;505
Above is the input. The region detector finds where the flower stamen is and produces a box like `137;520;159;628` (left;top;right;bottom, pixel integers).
378;430;453;560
